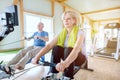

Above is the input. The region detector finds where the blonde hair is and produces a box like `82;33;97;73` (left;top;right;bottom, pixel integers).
62;11;79;26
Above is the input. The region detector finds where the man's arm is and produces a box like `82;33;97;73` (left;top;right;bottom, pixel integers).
25;37;33;41
38;36;49;42
38;32;49;42
24;32;36;41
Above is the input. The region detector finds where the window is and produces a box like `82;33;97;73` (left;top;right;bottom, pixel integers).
84;22;92;54
24;13;53;47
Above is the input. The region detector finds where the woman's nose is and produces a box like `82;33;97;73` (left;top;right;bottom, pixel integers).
64;19;68;22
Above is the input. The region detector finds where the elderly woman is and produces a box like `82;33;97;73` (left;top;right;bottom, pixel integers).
32;11;87;80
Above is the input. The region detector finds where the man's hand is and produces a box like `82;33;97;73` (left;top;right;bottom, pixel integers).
24;37;32;41
34;36;39;39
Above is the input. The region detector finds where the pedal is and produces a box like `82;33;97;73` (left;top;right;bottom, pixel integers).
41;76;51;80
0;61;15;76
0;71;11;79
0;61;3;64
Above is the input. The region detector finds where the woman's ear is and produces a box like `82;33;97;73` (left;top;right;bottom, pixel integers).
73;18;77;25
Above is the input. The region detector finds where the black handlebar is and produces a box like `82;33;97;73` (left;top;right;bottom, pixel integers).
38;60;56;67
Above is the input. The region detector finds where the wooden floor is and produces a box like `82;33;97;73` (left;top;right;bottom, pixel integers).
74;56;120;80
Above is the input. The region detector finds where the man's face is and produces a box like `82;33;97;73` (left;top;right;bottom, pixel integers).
37;23;44;31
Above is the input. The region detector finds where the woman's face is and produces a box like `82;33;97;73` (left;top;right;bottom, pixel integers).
63;13;75;28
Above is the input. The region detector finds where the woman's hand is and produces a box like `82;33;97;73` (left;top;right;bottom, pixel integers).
32;58;39;64
56;63;65;72
56;61;70;72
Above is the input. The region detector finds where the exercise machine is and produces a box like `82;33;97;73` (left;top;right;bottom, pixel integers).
0;61;93;80
0;25;14;41
0;5;18;42
95;23;120;61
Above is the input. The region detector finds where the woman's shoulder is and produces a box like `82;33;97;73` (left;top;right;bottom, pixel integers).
77;28;85;36
78;28;84;33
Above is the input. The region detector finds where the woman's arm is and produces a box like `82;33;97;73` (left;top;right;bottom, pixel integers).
64;32;85;67
32;36;58;64
56;32;85;72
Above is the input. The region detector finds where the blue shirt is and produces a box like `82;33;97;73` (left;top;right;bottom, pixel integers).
31;31;48;47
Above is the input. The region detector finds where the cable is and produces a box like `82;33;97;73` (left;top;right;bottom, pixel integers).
0;31;33;46
11;61;56;80
0;39;25;46
12;65;38;80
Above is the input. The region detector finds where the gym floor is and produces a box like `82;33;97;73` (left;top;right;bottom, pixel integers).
0;52;120;80
74;56;120;80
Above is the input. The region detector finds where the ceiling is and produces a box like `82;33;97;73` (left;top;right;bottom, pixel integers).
62;0;120;22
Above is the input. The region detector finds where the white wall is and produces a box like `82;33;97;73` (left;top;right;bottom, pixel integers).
0;0;13;13
0;0;22;50
23;0;52;16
